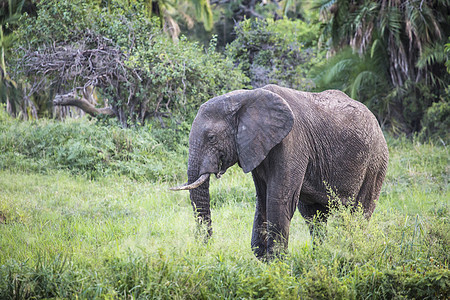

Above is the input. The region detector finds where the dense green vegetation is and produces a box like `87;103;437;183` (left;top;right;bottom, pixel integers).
1;0;448;138
226;17;323;90
312;0;449;135
6;0;247;126
0;112;449;299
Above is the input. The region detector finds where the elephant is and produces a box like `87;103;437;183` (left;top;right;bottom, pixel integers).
171;84;389;259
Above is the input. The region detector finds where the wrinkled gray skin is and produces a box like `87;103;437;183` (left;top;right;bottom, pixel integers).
172;84;389;259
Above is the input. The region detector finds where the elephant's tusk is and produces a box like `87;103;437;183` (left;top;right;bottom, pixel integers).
170;173;210;191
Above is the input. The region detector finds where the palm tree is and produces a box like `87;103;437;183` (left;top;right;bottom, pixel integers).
314;0;449;132
1;0;24;116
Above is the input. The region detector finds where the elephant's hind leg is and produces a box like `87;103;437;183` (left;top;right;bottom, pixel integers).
298;201;329;242
355;164;387;219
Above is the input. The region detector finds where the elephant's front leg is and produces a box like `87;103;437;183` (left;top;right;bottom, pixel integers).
251;174;268;258
251;197;267;258
266;197;293;257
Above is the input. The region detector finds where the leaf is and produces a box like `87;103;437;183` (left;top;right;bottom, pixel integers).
416;43;445;69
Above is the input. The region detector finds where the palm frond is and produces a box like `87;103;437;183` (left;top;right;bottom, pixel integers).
324;58;354;82
191;0;213;31
312;0;337;12
370;38;382;59
416;43;446;69
350;70;379;99
313;48;357;91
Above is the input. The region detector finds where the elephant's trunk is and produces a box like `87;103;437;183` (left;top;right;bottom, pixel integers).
187;169;212;238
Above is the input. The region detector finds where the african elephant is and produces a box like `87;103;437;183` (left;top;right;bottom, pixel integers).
171;84;389;258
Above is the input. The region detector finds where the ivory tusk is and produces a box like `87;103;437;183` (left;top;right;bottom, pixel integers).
170;173;210;191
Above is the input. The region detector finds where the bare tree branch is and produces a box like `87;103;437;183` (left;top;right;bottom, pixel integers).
53;90;116;117
20;31;130;92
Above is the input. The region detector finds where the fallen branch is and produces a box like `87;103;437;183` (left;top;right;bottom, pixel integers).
53;89;116;117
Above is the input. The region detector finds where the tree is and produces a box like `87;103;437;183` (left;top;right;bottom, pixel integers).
109;0;214;39
207;0;311;48
314;0;450;133
12;0;248;127
227;17;323;90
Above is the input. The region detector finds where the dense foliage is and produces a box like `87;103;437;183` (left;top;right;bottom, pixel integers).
313;0;450;136
1;0;448;139
0;106;187;181
418;100;450;142
227;17;324;90
8;0;248;126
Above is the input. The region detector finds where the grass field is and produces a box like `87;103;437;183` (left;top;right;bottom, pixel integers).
0;116;449;299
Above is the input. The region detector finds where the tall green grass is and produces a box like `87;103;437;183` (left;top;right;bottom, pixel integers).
0;115;448;299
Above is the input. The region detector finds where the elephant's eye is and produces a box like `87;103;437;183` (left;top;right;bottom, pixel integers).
207;134;217;144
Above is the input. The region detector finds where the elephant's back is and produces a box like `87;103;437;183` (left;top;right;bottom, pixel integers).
309;90;368;115
263;85;388;166
262;85;379;132
306;89;389;177
302;89;376;126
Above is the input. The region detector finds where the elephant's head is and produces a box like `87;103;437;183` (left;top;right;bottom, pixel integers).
171;88;294;238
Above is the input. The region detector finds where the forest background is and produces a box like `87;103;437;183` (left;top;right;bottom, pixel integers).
0;0;449;298
1;0;449;139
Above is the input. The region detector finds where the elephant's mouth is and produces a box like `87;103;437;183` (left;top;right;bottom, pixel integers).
170;157;229;191
215;170;226;179
215;156;229;179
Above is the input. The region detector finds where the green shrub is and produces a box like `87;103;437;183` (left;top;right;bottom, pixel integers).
355;266;449;299
227;18;324;90
299;264;352;299
236;262;299;299
0;116;187;181
419;98;450;143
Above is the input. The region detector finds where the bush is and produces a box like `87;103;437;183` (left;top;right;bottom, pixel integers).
419;98;450;143
0;112;187;181
227;18;324;90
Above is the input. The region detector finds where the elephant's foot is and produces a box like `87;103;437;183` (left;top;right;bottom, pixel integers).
252;237;289;261
251;244;267;259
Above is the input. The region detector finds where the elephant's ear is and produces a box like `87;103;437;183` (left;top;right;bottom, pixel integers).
225;88;294;173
